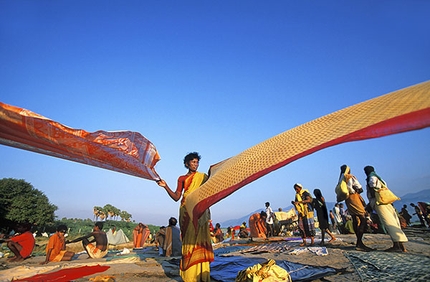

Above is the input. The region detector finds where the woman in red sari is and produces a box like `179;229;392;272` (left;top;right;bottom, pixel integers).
157;152;214;282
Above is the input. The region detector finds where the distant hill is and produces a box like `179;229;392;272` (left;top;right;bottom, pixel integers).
221;189;430;227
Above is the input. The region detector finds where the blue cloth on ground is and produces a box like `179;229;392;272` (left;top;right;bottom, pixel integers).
210;255;337;282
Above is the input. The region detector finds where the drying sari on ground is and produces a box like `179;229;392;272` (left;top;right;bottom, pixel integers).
179;172;214;282
294;189;316;238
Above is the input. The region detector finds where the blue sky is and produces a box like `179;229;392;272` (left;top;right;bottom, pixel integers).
1;1;429;226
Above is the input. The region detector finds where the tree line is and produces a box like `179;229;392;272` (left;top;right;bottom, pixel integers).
93;204;132;222
0;178;134;233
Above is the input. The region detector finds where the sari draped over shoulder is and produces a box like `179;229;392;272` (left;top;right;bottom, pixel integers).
179;172;214;282
295;189;312;218
295;189;316;238
343;165;366;216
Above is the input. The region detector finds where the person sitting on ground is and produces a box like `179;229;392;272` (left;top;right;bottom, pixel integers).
42;224;75;264
3;222;35;262
249;211;267;240
163;217;182;257
213;223;224;243
133;222;150;248
155;226;166;256
226;227;235;240
344;215;355;234
238;222;249;238
66;222;108;259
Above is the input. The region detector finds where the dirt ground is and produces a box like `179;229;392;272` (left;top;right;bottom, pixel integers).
1;226;430;281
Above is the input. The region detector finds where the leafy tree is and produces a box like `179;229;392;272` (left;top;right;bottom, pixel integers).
103;204;120;220
93;206;103;221
0;178;57;226
119;210;132;222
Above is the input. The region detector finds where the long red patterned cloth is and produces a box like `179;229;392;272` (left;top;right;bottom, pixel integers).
12;265;110;282
185;80;430;227
0;102;160;180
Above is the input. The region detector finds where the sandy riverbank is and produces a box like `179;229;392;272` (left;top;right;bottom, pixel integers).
1;227;430;281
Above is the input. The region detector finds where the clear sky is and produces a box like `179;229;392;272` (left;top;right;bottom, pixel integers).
1;1;429;226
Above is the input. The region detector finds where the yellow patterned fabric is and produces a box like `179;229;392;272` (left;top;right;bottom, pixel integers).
179;172;214;282
294;189;310;218
186;81;430;225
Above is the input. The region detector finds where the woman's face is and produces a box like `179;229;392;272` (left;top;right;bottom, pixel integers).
187;158;199;172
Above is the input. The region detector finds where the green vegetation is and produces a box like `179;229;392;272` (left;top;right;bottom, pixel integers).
0;178;57;227
0;178;159;236
50;218;159;238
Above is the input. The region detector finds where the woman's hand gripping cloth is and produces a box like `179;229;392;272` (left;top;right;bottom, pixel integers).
186;80;430;228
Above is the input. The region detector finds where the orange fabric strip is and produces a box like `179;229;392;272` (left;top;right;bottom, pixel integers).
0;102;161;180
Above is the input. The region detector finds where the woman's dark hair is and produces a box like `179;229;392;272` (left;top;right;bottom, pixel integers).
340;164;347;173
313;189;323;199
364;165;375;176
183;152;201;168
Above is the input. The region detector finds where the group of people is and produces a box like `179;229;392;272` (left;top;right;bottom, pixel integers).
293;165;407;252
0;221;109;264
409;202;430;227
2;150;414;282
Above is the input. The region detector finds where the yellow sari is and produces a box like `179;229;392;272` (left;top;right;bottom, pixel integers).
179;172;214;282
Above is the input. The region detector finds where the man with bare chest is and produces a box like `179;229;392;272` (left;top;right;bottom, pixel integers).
66;222;108;259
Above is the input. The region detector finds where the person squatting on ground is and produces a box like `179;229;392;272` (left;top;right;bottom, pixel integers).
66;222;108;259
157;152;214;282
340;165;374;252
3;222;35;262
238;222;249;238
364;165;408;252
292;183;315;246
312;189;337;245
42;224;75;264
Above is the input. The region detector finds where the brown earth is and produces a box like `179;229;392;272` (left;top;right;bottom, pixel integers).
1;227;429;281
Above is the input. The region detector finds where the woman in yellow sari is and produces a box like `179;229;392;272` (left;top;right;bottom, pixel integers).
157;152;214;282
291;183;315;246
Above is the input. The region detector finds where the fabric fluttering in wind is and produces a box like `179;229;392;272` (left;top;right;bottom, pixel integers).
0;102;161;180
186;80;430;227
